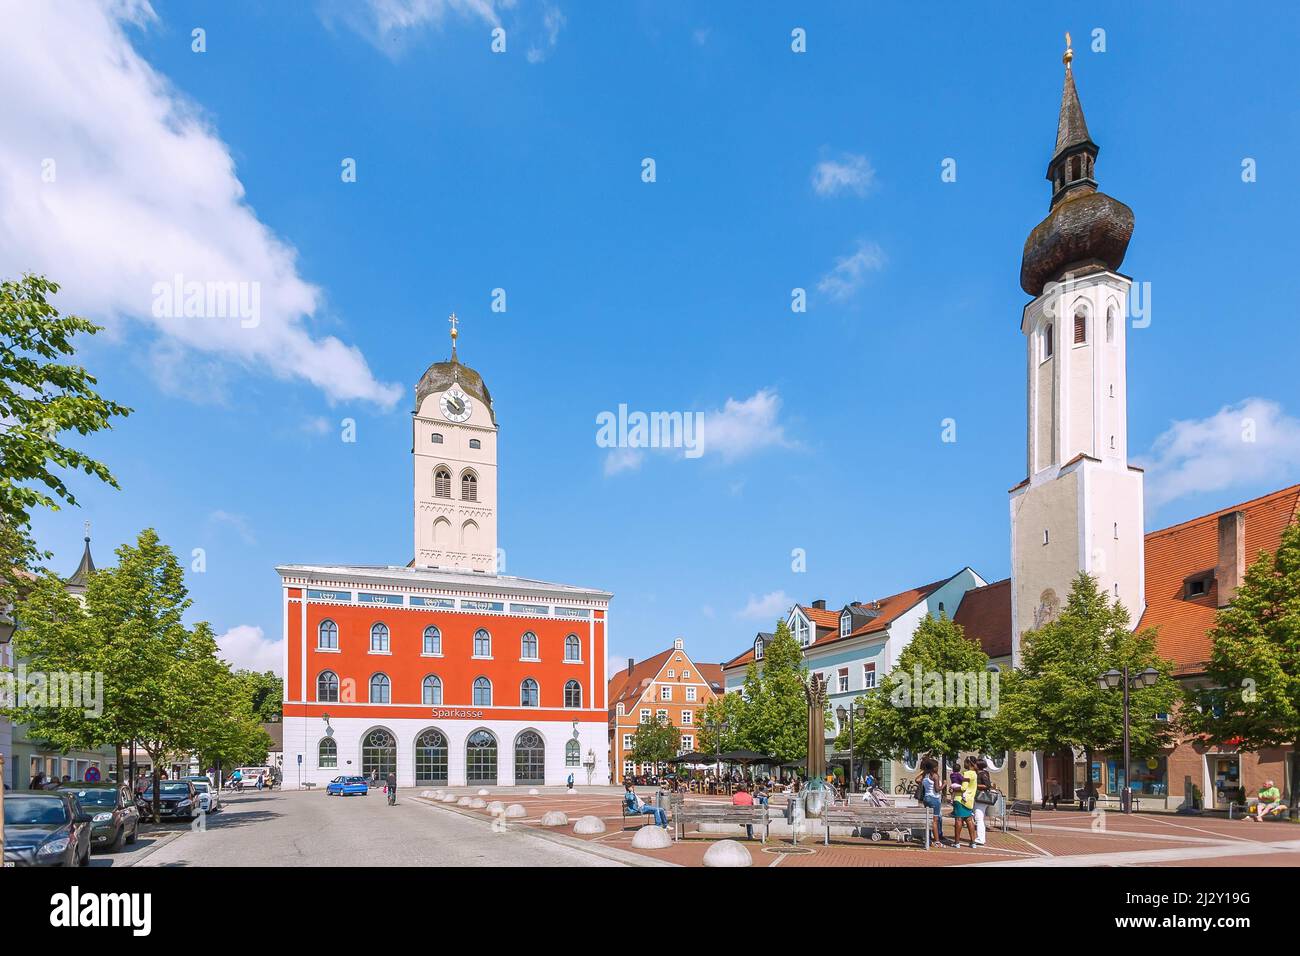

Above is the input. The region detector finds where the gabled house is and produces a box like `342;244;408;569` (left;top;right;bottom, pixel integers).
607;638;722;783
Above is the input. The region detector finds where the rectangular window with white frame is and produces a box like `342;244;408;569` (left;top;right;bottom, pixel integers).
685;687;697;702
640;708;651;723
863;661;877;690
660;685;672;701
838;667;849;693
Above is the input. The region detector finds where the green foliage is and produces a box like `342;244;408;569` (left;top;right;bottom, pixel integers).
4;529;271;820
696;692;746;754
837;613;996;761
997;573;1178;760
629;717;680;765
234;669;283;723
0;274;130;607
742;620;817;763
1182;521;1300;809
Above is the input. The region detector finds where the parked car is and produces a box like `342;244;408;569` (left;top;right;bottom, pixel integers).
3;792;91;867
59;783;141;852
137;780;200;821
182;776;221;814
326;775;370;796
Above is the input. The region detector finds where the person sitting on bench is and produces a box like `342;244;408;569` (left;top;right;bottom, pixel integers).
1248;780;1287;821
624;781;668;827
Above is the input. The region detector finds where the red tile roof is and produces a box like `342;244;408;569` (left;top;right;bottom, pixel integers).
953;578;1013;659
1139;484;1300;673
607;650;725;718
722;577;953;670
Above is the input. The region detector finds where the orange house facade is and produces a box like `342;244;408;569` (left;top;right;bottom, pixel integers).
607;640;723;783
280;564;611;788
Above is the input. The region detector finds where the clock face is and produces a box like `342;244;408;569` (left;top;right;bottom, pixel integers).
439;387;472;423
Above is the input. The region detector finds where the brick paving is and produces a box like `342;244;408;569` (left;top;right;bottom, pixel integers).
414;786;1300;867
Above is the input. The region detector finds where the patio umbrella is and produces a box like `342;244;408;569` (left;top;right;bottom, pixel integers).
668;752;713;764
719;749;775;764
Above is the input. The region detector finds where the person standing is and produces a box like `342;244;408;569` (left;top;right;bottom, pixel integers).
950;757;978;848
919;758;945;848
973;758;994;846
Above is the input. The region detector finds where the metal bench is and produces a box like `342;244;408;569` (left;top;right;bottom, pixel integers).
822;805;931;848
674;802;770;843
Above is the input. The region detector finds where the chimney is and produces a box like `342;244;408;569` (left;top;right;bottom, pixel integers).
626;657;635;675
1216;511;1246;608
811;599;826;610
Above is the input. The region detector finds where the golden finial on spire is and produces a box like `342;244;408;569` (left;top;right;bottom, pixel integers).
448;312;459;359
1063;31;1073;68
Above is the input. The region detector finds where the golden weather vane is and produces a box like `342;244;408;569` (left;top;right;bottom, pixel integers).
1064;31;1074;68
448;312;459;359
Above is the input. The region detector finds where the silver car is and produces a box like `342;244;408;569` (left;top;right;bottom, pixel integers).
182;776;221;814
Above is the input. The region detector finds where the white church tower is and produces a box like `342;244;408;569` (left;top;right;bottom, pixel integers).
1010;37;1145;661
412;314;499;572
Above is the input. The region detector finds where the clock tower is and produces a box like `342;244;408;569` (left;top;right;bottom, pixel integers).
412;313;499;572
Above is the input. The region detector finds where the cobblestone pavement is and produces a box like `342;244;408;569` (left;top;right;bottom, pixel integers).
415;787;1300;868
133;787;623;867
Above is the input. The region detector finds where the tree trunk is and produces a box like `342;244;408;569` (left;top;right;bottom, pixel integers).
1291;742;1300;821
150;751;161;824
114;743;123;785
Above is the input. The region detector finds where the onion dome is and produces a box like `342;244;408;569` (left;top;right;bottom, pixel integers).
414;312;496;422
1020;36;1134;296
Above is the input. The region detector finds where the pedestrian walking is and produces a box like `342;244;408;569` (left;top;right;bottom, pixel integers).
918;758;945;847
950;756;978;848
973;758;995;846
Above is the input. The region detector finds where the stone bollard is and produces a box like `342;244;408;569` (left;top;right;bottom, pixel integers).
573;815;606;835
631;825;672;849
477;788;490;797
540;810;569;827
457;796;473;807
486;801;505;816
504;804;528;818
469;798;486;809
703;839;752;868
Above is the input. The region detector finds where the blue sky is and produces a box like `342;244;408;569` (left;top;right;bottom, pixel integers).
6;1;1300;675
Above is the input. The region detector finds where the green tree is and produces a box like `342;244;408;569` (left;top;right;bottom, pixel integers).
998;573;1178;788
629;717;681;768
744;620;821;763
234;669;283;723
697;691;747;757
0;274;130;607
1181;521;1300;816
837;613;996;767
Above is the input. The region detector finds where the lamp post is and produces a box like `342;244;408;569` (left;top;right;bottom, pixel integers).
703;717;729;783
835;702;867;794
1098;666;1160;813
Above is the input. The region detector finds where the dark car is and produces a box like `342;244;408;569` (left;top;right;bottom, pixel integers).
61;784;141;852
137;780;199;821
3;792;91;867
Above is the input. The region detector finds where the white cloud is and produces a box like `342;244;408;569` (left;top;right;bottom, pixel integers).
812;153;876;198
603;447;644;476
208;510;257;545
817;240;885;302
324;0;563;62
0;1;401;407
526;4;565;63
600;388;791;476
217;624;283;675
701;388;790;462
736;590;792;622
1137;398;1300;510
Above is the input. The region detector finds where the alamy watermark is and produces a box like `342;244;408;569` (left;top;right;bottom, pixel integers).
595;405;704;459
0;665;104;718
889;667;1000;718
151;273;261;328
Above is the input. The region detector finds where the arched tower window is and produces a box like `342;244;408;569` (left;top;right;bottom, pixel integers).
1073;308;1087;345
461;471;478;501
434;468;451;498
1043;324;1054;359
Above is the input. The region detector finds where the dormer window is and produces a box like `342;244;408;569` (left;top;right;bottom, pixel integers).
754;636;764;660
1184;573;1213;600
840;613;852;637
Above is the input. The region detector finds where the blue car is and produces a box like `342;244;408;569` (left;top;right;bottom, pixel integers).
326;775;370;796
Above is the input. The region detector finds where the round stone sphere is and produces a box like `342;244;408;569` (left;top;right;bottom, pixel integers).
486;801;505;816
440;792;458;803
573;815;606;835
477;788;490;797
469;798;486;809
703;839;752;868
540;810;569;827
504;803;528;818
528;788;540;796
631;825;673;849
457;796;473;807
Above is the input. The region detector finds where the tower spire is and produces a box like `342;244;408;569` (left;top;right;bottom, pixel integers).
448;312;459;361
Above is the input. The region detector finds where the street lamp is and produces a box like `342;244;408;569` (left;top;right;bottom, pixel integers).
1097;666;1160;813
835;702;868;794
703;717;730;782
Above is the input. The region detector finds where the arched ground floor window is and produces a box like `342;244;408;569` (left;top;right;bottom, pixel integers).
466;729;498;784
514;730;545;785
415;728;448;784
361;727;397;781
